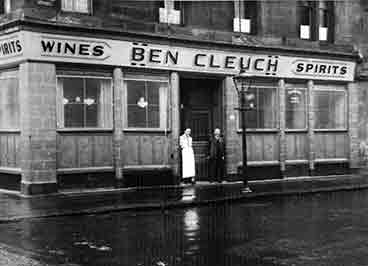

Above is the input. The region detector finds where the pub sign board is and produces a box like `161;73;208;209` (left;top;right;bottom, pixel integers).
12;31;358;81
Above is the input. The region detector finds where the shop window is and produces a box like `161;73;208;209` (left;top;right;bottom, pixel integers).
0;77;19;129
126;79;168;129
233;0;258;34
57;77;112;128
313;89;347;129
285;88;307;129
241;87;277;129
159;0;182;25
62;0;92;14
298;1;334;42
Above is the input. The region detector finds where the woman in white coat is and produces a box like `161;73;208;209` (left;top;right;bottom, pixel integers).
180;128;196;184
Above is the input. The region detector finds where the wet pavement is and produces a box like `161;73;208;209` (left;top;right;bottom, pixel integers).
1;190;368;265
1;174;367;222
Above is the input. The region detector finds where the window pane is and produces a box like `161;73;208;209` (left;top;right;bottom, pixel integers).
0;77;19;129
128;106;147;128
63;78;84;127
313;90;346;129
76;0;89;12
244;110;257;128
62;0;90;13
244;1;257;19
258;88;277;128
299;1;312;25
85;79;99;127
127;81;145;105
65;104;84;128
240;87;277;129
127;80;147;127
285;88;306;129
62;0;73;10
148;106;160;128
146;82;160;105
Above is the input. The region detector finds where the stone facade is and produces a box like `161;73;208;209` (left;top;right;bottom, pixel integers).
0;1;365;194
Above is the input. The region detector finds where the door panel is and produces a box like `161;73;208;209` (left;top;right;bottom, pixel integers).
180;78;222;181
188;109;211;180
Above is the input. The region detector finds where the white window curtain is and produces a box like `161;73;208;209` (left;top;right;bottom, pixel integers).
98;79;113;128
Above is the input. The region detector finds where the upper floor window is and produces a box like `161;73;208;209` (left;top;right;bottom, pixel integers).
159;0;182;25
62;0;92;14
299;1;334;42
233;0;258;34
0;0;11;14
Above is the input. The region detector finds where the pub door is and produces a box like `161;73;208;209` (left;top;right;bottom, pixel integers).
180;78;222;181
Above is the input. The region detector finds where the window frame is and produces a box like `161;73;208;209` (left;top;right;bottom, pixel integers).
123;75;170;132
298;0;334;43
233;0;258;34
237;85;279;131
61;0;92;14
312;86;348;131
158;0;183;25
56;75;113;130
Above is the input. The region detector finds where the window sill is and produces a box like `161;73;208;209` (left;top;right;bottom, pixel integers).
237;129;279;133
285;129;308;133
57;128;113;133
0;129;20;133
313;129;348;133
123;128;171;133
314;158;349;164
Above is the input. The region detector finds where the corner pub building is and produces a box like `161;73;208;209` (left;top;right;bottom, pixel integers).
0;0;362;195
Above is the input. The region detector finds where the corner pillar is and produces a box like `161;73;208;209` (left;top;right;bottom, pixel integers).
19;62;57;195
349;82;360;170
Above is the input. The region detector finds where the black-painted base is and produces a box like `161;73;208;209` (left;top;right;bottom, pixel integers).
314;162;351;176
57;172;116;190
21;182;58;195
237;162;351;180
238;165;282;180
123;168;176;187
285;164;309;177
0;173;21;191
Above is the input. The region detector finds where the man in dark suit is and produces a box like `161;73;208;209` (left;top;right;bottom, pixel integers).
209;128;225;183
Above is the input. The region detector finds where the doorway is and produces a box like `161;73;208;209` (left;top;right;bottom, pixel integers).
180;77;223;181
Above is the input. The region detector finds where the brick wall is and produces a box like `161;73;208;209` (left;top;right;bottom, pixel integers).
19;62;57;195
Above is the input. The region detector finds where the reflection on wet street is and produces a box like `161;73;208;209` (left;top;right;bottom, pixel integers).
2;190;368;265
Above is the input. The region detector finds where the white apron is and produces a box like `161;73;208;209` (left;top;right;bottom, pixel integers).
180;134;195;178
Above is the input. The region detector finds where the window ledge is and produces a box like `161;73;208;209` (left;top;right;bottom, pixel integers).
0;129;20;133
313;129;348;133
123;128;171;133
237;129;279;133
285;159;309;165
57;128;113;133
285;129;308;133
314;158;349;163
